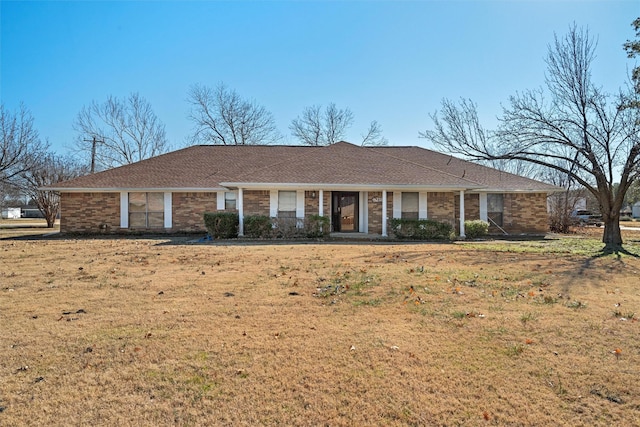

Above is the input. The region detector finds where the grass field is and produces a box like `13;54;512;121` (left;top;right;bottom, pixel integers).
2;229;640;425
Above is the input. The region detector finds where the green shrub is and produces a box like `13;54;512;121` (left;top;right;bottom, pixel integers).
305;214;330;238
244;215;273;238
389;218;453;240
464;220;489;239
203;212;238;239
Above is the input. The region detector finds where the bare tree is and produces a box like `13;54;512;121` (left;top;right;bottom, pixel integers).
74;93;170;170
187;83;280;145
360;120;389;146
0;104;47;185
421;25;640;249
290;103;388;146
20;154;88;227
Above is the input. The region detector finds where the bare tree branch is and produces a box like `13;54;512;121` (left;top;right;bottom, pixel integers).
73;93;170;170
20;153;88;227
187;83;281;145
420;24;640;248
0;104;47;184
360;120;389;146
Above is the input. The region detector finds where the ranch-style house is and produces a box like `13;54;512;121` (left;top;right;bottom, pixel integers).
47;141;559;237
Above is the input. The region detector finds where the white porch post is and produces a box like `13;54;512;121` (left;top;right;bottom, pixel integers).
269;190;278;217
419;192;428;220
393;191;402;219
238;188;244;237
459;190;466;238
217;192;225;211
318;190;324;216
120;192;128;228
296;190;305;228
382;190;388;237
362;191;368;233
164;192;172;229
479;192;488;221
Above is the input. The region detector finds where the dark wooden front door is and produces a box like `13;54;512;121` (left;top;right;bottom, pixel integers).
332;192;358;232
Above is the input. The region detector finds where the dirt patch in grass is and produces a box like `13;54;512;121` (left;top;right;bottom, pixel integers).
1;237;640;425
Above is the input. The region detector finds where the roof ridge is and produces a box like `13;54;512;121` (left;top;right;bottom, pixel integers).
224;144;328;182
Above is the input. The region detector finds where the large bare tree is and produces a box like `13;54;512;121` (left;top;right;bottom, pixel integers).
290;103;388;146
187;83;280;145
74;93;170;171
421;25;640;249
21;154;88;227
0;104;47;185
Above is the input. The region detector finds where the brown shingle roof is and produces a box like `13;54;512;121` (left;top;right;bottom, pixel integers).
48;142;559;192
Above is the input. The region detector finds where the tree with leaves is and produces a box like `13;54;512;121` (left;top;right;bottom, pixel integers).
74;93;170;171
20;154;88;227
187;83;280;145
421;25;640;249
290;103;387;146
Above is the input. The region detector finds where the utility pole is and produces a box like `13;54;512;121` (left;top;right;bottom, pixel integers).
83;136;104;173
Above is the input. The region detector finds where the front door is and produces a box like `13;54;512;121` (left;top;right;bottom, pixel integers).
332;192;359;232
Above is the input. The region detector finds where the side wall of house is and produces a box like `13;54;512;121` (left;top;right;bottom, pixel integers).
172;192;218;232
501;193;549;234
60;192;121;233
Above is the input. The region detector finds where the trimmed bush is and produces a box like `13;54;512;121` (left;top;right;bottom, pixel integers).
464;220;489;239
389;218;453;240
244;215;272;238
203;212;238;239
305;214;330;238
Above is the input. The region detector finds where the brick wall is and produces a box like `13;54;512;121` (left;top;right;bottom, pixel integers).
454;193;481;233
304;191;320;219
367;192;382;234
60;192;121;233
502;193;549;234
243;190;270;216
172;192;218;232
427;192;455;226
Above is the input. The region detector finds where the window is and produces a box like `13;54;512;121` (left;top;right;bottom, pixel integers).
278;191;296;218
401;192;419;220
224;192;237;210
129;192;164;228
487;193;504;227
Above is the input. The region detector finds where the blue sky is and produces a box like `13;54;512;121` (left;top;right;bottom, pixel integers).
1;0;638;156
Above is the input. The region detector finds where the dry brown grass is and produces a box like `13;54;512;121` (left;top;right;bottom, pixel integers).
2;234;640;426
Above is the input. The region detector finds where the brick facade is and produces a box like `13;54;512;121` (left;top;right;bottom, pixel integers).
59;189;549;236
60;192;121;234
172;192;218;232
427;192;456;226
243;190;270;216
367;192;383;234
501;193;549;234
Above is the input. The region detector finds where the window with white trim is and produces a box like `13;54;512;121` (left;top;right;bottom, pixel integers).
129;192;164;228
278;191;296;218
401;192;419;220
224;192;237;210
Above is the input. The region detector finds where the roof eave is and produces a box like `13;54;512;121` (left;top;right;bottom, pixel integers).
42;187;228;192
220;182;486;191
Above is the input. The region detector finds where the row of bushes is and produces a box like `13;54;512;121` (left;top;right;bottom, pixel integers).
204;212;330;239
204;212;489;240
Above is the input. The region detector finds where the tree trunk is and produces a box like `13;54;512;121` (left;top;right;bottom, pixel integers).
602;215;622;248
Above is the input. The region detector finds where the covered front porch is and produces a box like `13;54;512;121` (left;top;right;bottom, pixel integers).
232;187;478;238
